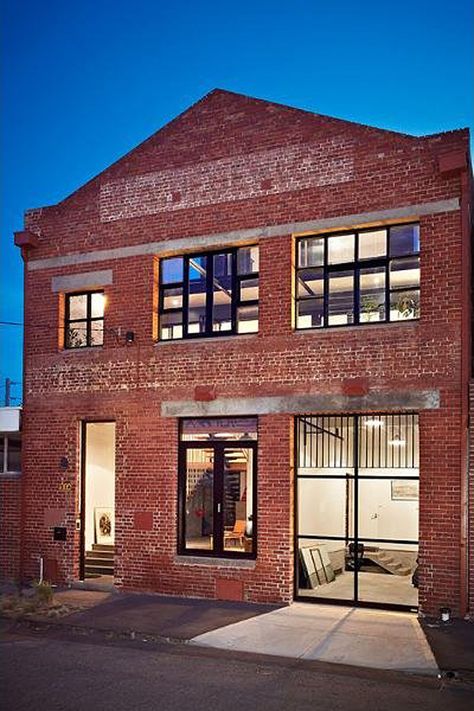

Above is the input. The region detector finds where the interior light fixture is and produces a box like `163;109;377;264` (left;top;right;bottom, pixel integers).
364;418;383;428
389;434;406;447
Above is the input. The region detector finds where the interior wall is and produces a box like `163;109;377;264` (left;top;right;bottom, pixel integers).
298;472;351;538
84;422;116;551
297;468;419;543
358;476;418;542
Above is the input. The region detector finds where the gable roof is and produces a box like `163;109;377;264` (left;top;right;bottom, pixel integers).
33;88;469;213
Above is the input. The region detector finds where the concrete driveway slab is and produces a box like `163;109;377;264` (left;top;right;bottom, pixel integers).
191;603;439;675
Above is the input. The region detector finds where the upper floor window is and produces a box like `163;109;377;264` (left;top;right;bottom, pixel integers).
295;223;420;330
65;291;105;348
159;246;259;340
0;434;21;474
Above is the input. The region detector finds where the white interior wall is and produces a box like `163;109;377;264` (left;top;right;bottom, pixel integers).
298;474;350;538
298;468;418;543
84;423;116;551
358;475;418;542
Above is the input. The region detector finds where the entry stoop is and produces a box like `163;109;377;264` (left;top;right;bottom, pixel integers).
85;544;114;578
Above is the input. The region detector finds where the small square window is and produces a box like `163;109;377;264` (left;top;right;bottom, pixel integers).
1;435;21;474
65;291;105;349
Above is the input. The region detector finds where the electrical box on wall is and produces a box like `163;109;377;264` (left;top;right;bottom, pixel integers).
53;527;67;541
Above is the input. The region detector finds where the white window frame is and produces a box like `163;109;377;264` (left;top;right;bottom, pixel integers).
1;434;21;475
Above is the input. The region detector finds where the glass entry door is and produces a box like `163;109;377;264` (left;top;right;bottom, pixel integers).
179;418;257;558
296;414;419;609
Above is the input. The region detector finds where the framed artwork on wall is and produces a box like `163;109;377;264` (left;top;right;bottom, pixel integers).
391;480;419;501
95;507;114;545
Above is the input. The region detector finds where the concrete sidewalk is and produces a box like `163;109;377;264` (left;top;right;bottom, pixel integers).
191;603;439;675
2;588;459;678
51;590;278;640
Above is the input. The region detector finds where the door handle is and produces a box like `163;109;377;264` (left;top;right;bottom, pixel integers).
217;503;222;514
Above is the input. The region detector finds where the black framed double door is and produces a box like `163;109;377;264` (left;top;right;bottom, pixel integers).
295;414;419;609
178;420;257;558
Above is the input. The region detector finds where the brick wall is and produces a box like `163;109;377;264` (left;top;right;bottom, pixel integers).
468;384;474;618
9;89;472;615
0;478;22;581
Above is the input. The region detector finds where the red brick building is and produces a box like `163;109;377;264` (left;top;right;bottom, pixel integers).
4;90;473;617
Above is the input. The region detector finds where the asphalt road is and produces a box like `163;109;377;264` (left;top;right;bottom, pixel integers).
1;629;473;711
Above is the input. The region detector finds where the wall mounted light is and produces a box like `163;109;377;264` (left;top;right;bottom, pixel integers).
125;331;135;344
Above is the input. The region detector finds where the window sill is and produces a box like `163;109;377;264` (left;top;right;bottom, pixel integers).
60;346;104;354
295;319;419;335
0;472;22;480
174;555;256;569
155;333;259;347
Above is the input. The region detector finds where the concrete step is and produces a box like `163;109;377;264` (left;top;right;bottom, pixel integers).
86;551;114;561
85;555;114;567
85;563;114;576
364;552;412;576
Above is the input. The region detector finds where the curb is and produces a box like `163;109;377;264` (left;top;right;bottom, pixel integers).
0;614;188;647
3;614;474;691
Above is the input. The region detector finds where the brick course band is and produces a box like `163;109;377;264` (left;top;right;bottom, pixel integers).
161;390;440;417
27;198;459;272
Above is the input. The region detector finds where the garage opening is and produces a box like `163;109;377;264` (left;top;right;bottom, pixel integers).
295;414;419;610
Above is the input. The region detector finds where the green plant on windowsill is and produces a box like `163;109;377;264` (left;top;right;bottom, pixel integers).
66;327;86;348
360;296;382;322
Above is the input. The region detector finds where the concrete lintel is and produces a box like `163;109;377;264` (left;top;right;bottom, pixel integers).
51;269;113;292
28;198;459;272
161;390;440;418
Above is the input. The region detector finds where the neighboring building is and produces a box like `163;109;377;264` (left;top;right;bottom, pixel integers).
0;406;22;581
8;90;473;617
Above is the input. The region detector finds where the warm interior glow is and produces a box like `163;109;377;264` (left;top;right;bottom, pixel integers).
365;419;383;428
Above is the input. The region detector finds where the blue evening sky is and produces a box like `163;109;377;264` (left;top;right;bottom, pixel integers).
1;0;472;403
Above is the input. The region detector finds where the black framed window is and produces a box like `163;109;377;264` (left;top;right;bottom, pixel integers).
159;246;259;340
65;291;105;348
178;418;257;559
295;223;420;330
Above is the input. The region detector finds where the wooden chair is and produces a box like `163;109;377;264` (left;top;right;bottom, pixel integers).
224;519;246;547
